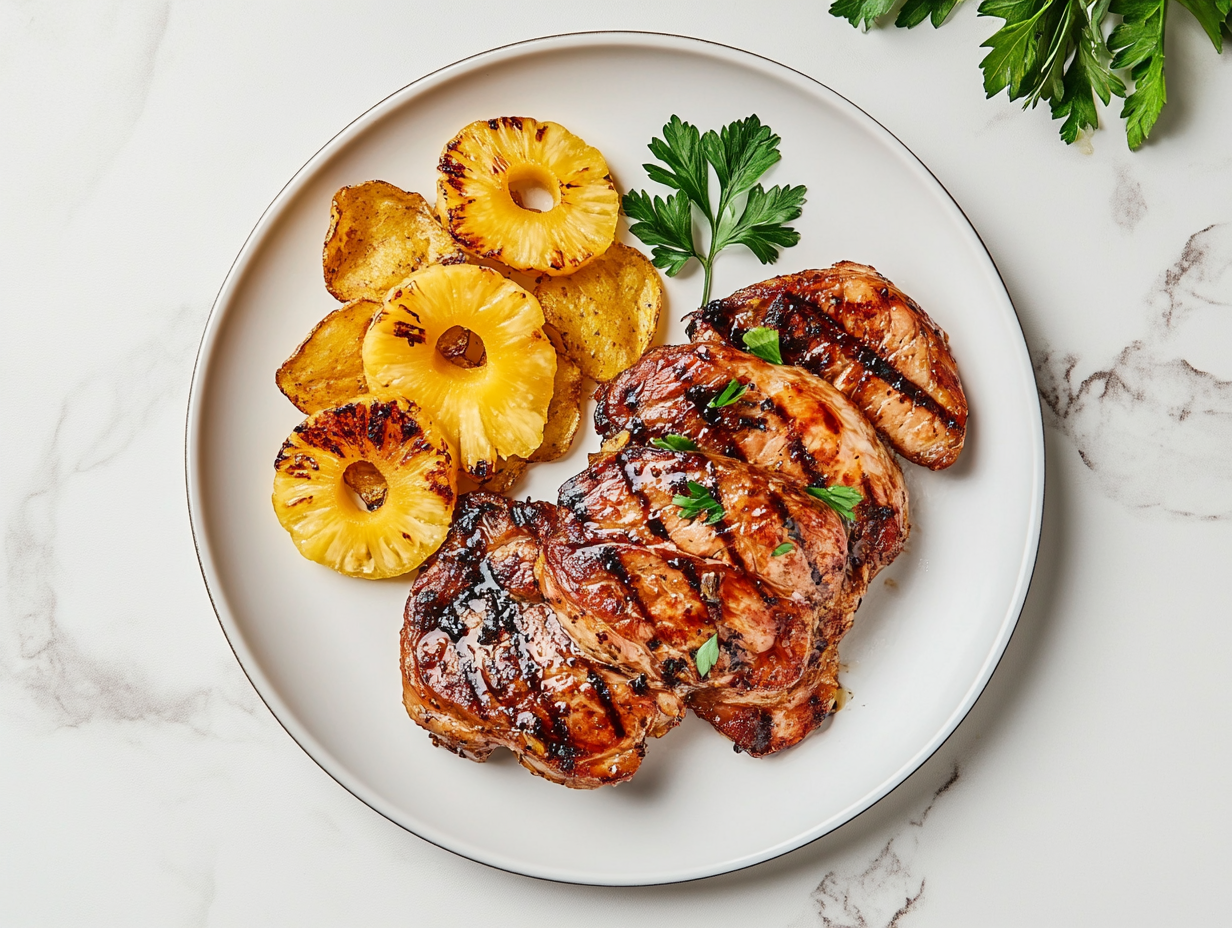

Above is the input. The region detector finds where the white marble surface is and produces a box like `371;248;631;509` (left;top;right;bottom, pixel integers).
2;2;1230;924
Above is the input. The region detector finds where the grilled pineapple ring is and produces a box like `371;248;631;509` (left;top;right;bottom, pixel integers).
437;117;619;275
363;263;557;478
272;397;456;579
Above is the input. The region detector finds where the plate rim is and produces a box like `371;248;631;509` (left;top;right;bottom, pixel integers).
185;29;1045;886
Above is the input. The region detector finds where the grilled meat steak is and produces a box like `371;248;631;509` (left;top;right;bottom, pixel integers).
593;343;908;588
401;491;682;788
536;446;856;756
396;264;955;778
687;261;967;470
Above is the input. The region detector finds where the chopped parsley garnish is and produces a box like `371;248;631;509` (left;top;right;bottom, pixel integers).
708;378;748;408
771;542;795;557
622;115;807;305
652;434;699;452
742;326;783;365
673;481;724;524
695;633;721;678
807;484;864;521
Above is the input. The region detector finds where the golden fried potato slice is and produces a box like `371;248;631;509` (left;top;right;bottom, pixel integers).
533;242;663;383
276;299;377;414
323;181;466;302
529;351;584;463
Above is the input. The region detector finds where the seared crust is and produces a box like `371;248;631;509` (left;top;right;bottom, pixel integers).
401;492;681;788
593;342;908;588
687;261;967;470
537;447;853;756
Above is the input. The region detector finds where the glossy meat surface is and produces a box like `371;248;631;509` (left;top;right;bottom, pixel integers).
593;342;908;586
401;492;681;788
687;261;967;469
537;446;854;756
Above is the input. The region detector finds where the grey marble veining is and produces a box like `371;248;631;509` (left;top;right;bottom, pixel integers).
798;768;960;928
1110;167;1147;232
1;303;256;732
1035;222;1232;519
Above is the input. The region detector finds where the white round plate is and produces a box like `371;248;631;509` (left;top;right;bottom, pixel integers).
187;32;1043;885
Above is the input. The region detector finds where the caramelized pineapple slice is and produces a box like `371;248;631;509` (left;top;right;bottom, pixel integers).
437;117;619;275
362;263;557;479
272;397;456;579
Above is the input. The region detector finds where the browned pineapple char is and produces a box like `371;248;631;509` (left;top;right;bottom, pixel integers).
437;117;619;275
272;396;456;579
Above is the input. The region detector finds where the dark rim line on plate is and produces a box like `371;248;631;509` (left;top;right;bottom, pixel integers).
183;30;1046;887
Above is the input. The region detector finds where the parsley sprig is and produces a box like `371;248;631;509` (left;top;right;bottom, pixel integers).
742;327;783;365
708;379;748;408
651;434;698;452
673;481;725;524
772;542;795;557
695;633;721;679
807;484;865;521
623;115;807;305
829;0;1231;150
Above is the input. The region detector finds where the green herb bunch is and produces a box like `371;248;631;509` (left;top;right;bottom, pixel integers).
830;0;1232;149
623;115;807;306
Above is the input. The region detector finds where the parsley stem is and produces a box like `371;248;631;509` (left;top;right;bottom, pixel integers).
700;190;729;307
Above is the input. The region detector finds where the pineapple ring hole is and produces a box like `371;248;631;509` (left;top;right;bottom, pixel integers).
506;164;560;214
342;461;389;512
437;325;488;369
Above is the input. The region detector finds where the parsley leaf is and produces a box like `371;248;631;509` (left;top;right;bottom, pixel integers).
651;434;699;452
772;542;795;557
673;481;725;524
621;189;697;277
701;116;783;201
1050;1;1127;143
624;115;806;305
896;0;961;27
742;327;783;365
977;0;1128;145
713;184;808;263
708;379;748;408
1108;0;1168;149
1175;0;1227;50
830;0;897;29
695;633;721;679
807;484;865;521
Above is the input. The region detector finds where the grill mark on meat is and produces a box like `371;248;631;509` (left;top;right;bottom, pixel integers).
693;456;751;577
666;555;722;629
473;560;521;646
402;493;679;788
614;450;672;541
664;555;704;594
751;710;774;755
766;490;826;587
598;544;651;622
557;477;590;520
660;657;688;688
761;394;828;487
586;670;627;739
765;292;960;432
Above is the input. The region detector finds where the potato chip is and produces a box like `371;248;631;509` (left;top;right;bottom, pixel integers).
533;242;663;383
529;351;584;463
323;181;466;302
276;299;376;414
